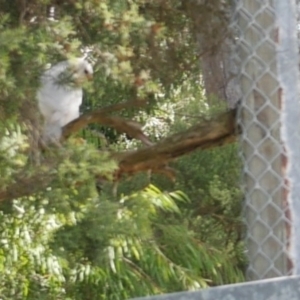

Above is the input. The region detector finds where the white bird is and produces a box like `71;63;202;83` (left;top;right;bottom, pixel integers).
37;58;93;144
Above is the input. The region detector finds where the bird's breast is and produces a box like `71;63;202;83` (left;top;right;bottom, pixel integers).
38;83;83;110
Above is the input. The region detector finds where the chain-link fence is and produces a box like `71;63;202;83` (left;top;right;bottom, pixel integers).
236;0;300;280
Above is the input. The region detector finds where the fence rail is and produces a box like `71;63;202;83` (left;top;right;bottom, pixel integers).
131;276;300;300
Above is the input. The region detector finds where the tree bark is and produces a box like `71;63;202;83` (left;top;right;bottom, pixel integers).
0;109;237;202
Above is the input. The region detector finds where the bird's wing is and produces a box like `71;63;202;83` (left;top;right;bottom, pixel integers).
37;60;84;143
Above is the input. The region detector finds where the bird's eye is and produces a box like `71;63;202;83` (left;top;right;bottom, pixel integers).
84;69;89;74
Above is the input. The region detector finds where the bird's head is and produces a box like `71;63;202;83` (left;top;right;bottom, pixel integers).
68;58;93;85
49;58;94;88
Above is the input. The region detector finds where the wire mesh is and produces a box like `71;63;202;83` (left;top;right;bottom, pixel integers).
235;0;300;280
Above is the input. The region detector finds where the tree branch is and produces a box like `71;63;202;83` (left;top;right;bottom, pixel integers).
0;109;237;202
62;99;152;145
114;109;237;177
63;114;153;146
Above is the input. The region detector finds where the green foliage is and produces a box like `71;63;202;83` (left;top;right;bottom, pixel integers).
0;184;242;299
0;0;243;299
117;79;246;295
158;79;246;281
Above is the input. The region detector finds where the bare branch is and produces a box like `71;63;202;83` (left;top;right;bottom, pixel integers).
114;109;237;177
62;99;152;145
63;114;153;146
0;109;237;202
